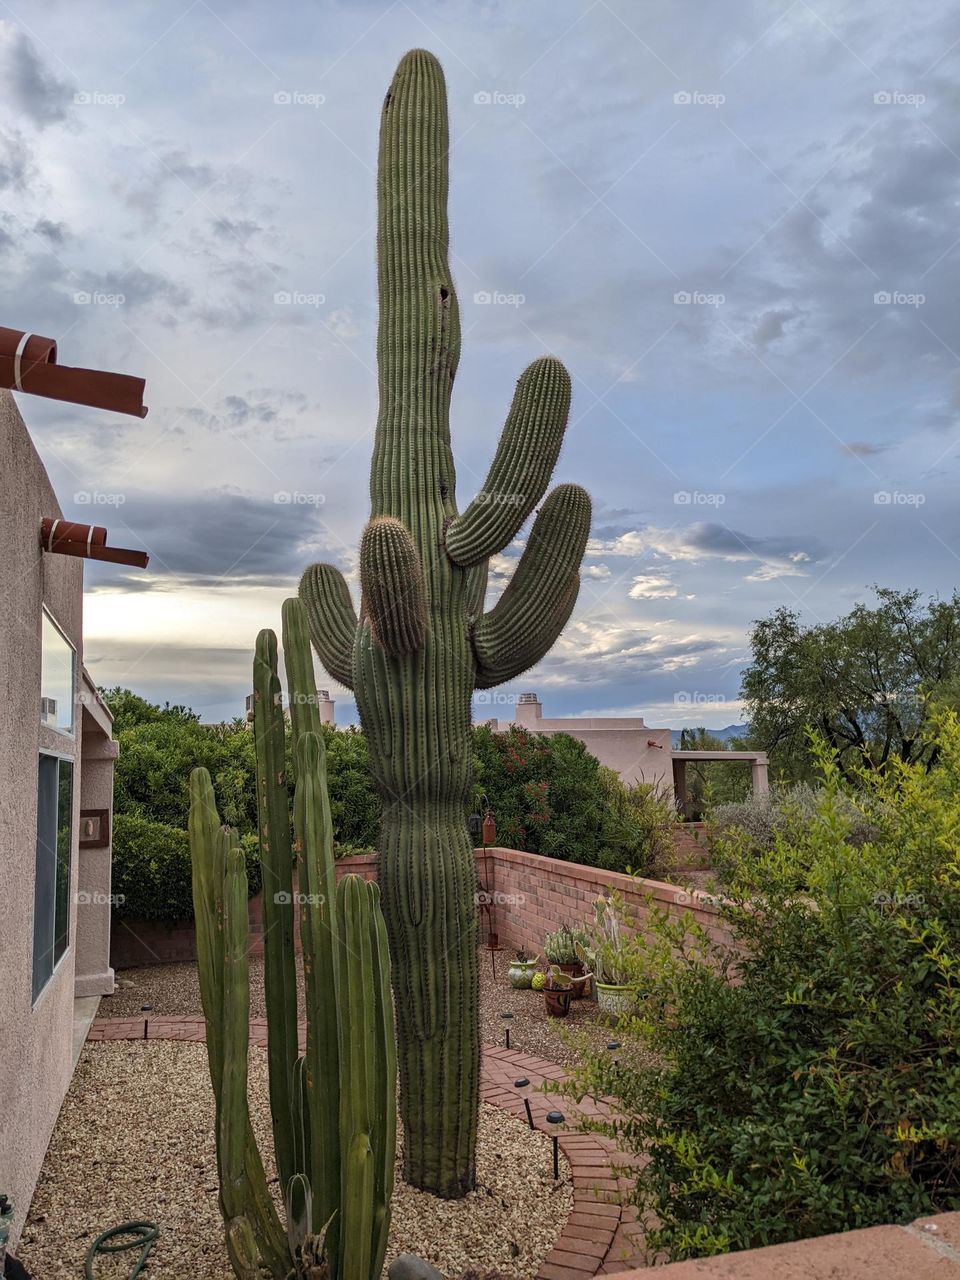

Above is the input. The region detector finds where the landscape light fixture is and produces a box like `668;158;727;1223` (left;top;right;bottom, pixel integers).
501;1010;514;1049
141;1004;153;1041
513;1077;534;1129
545;1110;566;1180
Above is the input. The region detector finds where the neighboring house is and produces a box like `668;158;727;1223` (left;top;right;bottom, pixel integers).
0;391;118;1249
482;692;769;813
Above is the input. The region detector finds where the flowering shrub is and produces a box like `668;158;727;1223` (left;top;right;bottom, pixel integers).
473;725;675;873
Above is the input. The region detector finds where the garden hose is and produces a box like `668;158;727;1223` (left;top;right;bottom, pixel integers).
83;1221;158;1279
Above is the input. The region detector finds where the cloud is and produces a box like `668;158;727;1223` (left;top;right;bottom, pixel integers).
591;523;823;579
842;440;889;457
628;573;678;599
0;26;73;127
78;487;339;589
0;129;31;189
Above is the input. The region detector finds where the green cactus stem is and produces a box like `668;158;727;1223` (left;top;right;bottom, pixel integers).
189;599;396;1279
300;49;591;1197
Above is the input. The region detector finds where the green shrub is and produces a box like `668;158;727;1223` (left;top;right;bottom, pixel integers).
113;813;262;922
559;715;960;1262
473;724;673;874
710;783;879;861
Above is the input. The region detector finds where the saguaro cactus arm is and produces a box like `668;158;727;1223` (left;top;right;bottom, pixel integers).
359;517;427;657
444;356;572;568
299;562;358;690
473;482;591;687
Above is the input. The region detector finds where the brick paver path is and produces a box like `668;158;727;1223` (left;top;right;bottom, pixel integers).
88;1016;645;1276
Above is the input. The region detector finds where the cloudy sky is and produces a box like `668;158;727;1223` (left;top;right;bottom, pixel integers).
8;0;960;726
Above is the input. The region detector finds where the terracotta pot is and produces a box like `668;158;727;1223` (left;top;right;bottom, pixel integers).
556;960;589;1000
544;987;572;1018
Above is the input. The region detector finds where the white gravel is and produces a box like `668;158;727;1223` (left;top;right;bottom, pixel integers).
19;1041;571;1280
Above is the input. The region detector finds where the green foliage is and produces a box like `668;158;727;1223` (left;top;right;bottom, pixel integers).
677;727;752;817
709;782;879;859
111;707;257;834
742;587;960;783
320;724;380;849
108;685;379;848
575;891;642;986
543;925;586;964
474;725;673;874
112;813;261;921
560;716;960;1261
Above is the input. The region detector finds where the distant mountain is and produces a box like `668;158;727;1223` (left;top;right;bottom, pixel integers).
671;724;748;748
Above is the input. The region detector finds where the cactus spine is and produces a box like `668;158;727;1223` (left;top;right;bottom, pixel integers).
189;597;396;1279
299;50;591;1197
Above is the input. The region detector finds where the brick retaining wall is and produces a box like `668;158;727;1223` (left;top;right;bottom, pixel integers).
482;845;730;955
110;843;726;969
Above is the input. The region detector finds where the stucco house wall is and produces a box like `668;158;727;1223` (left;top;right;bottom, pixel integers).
0;391;116;1247
485;693;676;799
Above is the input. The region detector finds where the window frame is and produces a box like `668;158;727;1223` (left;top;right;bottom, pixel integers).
32;749;75;1006
40;606;76;739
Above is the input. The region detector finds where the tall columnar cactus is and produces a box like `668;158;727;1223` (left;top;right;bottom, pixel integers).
189;597;396;1279
299;49;591;1197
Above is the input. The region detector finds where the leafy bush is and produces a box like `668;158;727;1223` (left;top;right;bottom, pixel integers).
560;716;960;1262
473;725;674;874
595;767;676;875
710;781;879;857
112;813;262;922
322;725;380;850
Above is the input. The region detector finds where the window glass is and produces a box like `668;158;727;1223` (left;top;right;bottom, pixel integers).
33;755;74;1000
41;611;74;735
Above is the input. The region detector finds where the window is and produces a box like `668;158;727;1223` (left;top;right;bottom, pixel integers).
33;754;74;1001
40;610;75;735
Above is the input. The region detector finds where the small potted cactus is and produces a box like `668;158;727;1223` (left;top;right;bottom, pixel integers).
577;893;638;1019
543;965;574;1018
543;925;589;998
507;948;539;989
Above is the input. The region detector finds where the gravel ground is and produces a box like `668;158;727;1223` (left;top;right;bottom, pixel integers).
19;1041;571;1280
104;950;615;1070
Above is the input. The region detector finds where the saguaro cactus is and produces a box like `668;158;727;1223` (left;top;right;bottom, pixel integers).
299;50;590;1198
189;598;396;1279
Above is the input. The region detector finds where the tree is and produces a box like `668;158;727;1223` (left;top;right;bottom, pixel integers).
741;588;960;783
106;689;379;850
677;727;752;816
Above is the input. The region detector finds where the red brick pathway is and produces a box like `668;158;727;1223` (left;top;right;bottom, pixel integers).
88;1016;644;1277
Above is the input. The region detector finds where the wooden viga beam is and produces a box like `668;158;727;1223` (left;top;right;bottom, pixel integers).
40;518;149;569
0;326;147;418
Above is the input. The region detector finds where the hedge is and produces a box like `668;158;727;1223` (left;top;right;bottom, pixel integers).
112;813;262;922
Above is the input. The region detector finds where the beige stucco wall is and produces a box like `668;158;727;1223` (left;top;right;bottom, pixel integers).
75;674;117;999
0;391;88;1247
490;695;676;799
